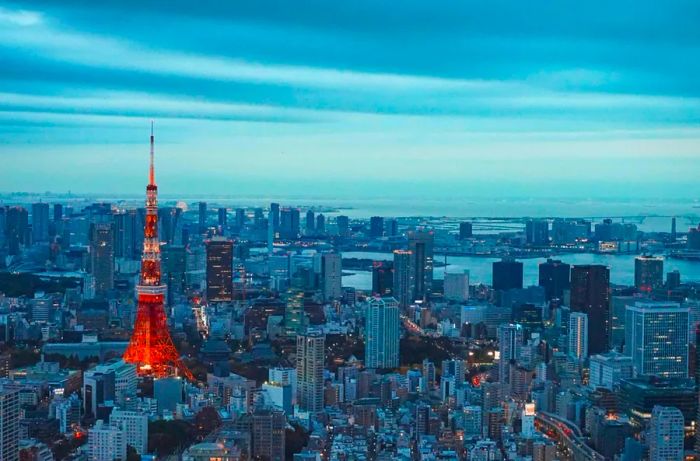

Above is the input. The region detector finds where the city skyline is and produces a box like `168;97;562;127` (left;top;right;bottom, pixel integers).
1;1;699;198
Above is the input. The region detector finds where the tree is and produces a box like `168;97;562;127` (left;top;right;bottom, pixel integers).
126;445;141;461
194;406;222;439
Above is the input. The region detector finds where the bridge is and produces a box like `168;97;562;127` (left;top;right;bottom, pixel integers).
535;411;604;461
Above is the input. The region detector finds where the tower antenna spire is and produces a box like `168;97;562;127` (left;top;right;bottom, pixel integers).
149;120;155;186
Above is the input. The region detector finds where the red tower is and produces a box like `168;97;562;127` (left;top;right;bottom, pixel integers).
123;124;193;380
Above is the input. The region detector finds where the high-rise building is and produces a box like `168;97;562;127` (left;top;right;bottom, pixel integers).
234;208;246;229
667;270;681;290
296;329;325;414
634;255;664;291
498;324;523;385
371;261;393;296
568;312;588;361
321;252;342;301
492;258;523;291
386;219;398;236
217;207;227;228
570;265;610;355
285;289;306;337
588;352;633;390
280;207;300;239
444;271;470;302
649;406;684;461
31;202;50;243
625;301;689;378
89;223;114;298
408;230;434;300
109;410;148;454
88;420;126;461
336;215;349;237
5;206;28;255
315;214;325;234
305;210;315;234
198;202;207;232
393;250;414;308
365;297;400;369
0;389;19;461
53;203;63;222
270;203;280;233
525;219;549;245
206;237;233;302
538;258;570;300
251;408;286;461
459;222;473;240
369;216;384;238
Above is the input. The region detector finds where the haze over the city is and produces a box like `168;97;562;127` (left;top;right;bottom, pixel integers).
1;1;699;198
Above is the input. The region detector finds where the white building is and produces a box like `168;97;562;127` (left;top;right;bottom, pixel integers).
88;420;126;461
110;409;148;454
364;297;400;369
0;389;19;461
269;367;297;404
568;312;588;361
521;403;536;438
648;405;684;461
588;352;633;390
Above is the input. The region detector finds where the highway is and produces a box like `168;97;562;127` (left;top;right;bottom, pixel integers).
535;411;604;461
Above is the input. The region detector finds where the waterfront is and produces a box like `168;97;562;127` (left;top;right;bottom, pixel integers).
342;251;700;290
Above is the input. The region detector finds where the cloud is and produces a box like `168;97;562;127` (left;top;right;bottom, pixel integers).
0;6;41;26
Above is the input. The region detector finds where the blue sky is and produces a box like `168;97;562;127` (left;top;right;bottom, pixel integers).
1;1;699;198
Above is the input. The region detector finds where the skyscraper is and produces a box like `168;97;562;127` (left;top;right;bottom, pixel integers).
568;312;588;361
217;207;227;228
270;202;280;233
89;223;115;298
315;214;325;234
336;215;349;237
369;216;384;238
649;406;684;461
393;250;414;308
0;389;19;461
5;206;28;255
251;408;286;461
296;329;325;414
305;210;315;234
280;207;300;239
285;288;305;337
570;265;610;354
365;297;400;369
459;222;473;240
625;301;689;378
634;255;664;291
31;202;50;243
498;323;523;385
538;258;570;300
198;201;207;232
206;237;233;302
525;219;549;245
371;261;393;296
408;230;434;300
492;258;523;291
321;252;342;301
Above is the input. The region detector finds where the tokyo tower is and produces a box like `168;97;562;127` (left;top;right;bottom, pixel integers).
123;123;193;380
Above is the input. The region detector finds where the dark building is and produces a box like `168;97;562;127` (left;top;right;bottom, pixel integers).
492;258;523;291
667;270;681;289
158;207;181;244
206;237;233;302
162;244;187;296
113;209;140;260
251;408;286;461
270;202;280;232
280;207;300;239
5;206;28;255
53;203;63;222
525;219;549;245
688;225;700;250
305;210;315;234
371;261;394;296
459;222;473;240
370;216;384;238
619;377;696;427
336;215;349;237
235;208;246;229
386;219;398;236
315;214;325;234
538;258;570;300
31;202;50;243
408;230;434;300
634;255;663;291
89;223;114;298
198;201;207;232
218;207;227;228
570;265;610;354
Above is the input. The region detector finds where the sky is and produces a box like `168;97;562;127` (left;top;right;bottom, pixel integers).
1;1;699;199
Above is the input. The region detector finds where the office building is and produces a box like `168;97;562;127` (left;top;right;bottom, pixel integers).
296;329;325;414
217;207;227;228
393;250;414;308
6;206;28;255
89;223;114;298
336;215;349;237
31;202;50;243
251;408;286;461
284;289;305;336
459;222;473;240
498;323;523;385
206;237;233;302
589;352;633;390
493;258;523;291
280;207;300;239
365;297;400;369
648;406;684;461
371;261;393;296
154;377;183;414
269;202;280;233
568;312;588;361
110;410;148;454
369;216;384;238
0;389;19;461
570;265;610;354
321;252;342;301
444;270;469;302
315;214;325;234
408;230;434;300
634;255;663;291
305;210;315;235
198;201;207;232
625;301;689;378
525;219;549;245
538;258;570;300
88;420;126;461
